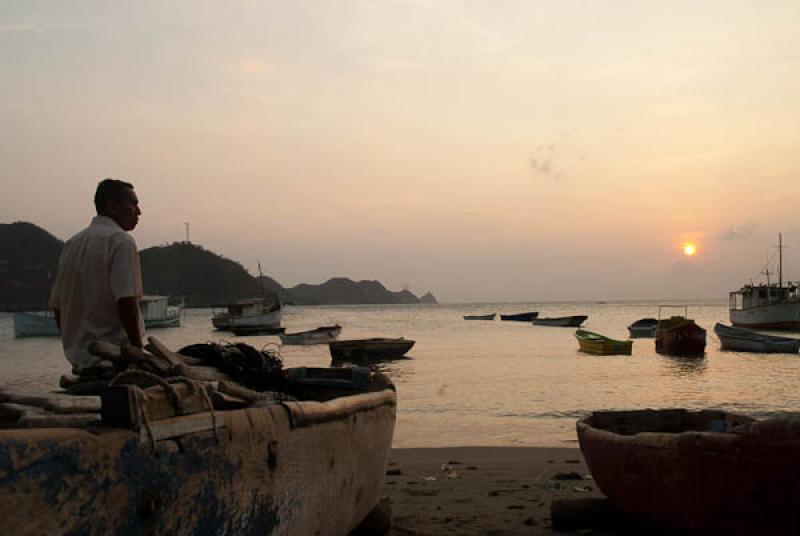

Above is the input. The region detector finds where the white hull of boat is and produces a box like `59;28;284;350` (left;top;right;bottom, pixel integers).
279;326;342;346
13;312;60;338
714;323;800;353
144;313;181;329
228;309;282;329
730;302;800;330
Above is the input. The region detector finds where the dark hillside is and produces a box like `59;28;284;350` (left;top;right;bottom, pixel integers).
140;242;274;307
288;277;424;305
0;222;63;310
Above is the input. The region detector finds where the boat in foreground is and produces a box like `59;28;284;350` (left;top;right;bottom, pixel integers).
729;234;800;330
714;322;800;353
0;367;396;535
499;311;539;322
279;325;343;345
577;408;800;534
626;318;658;338
655;306;706;357
463;313;496;320
575;330;633;355
532;315;588;327
13;311;60;338
329;338;415;362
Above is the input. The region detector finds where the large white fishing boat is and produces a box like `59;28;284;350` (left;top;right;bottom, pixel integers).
729;234;800;330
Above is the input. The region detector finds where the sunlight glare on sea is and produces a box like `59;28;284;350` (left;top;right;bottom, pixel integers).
2;301;799;447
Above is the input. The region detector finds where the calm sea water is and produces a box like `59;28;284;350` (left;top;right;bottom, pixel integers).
2;301;799;447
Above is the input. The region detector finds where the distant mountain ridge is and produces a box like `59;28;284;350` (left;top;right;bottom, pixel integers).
0;222;437;309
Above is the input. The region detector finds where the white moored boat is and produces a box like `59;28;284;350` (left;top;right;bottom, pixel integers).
279;325;342;346
140;296;182;329
729;234;800;330
13;311;60;338
215;298;282;333
714;322;800;354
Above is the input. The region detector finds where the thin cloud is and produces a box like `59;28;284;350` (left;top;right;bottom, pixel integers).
718;222;758;241
0;23;44;34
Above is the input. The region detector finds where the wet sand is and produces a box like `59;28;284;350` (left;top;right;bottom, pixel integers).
380;446;614;535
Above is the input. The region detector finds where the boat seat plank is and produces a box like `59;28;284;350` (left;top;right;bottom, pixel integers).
0;388;101;414
17;413;101;429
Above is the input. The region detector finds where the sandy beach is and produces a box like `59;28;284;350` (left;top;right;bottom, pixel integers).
373;446;620;535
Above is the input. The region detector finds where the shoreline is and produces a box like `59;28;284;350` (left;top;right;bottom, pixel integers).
380;446;609;535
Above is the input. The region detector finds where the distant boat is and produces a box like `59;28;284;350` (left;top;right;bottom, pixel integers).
213;297;282;332
499;312;539;322
627;318;658;338
714;322;800;354
329;338;415;362
575;330;633;355
140;295;181;329
13;311;59;338
533;315;588;327
655;306;706;357
279;325;343;346
463;313;496;320
729;233;800;330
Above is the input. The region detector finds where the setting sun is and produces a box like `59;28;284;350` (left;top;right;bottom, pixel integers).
683;243;697;256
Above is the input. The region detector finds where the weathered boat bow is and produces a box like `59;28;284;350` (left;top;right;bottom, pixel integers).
0;369;396;535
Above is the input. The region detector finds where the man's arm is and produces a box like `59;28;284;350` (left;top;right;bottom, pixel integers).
117;297;143;348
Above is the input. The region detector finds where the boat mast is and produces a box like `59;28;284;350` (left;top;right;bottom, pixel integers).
778;233;783;288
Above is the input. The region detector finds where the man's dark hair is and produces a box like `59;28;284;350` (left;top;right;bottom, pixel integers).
94;178;134;213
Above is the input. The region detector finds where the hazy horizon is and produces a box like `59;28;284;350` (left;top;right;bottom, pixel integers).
3;1;799;302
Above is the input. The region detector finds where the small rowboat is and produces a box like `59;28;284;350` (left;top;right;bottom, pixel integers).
578;409;800;534
714;322;800;353
655;305;706;357
463;313;496;320
627;318;658;338
329;338;415;362
499;311;539;322
575;330;633;355
279;325;343;346
532;315;588;327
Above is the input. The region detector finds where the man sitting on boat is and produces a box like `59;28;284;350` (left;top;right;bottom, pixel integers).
49;178;144;374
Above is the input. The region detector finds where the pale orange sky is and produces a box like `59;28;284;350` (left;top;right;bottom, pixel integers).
2;1;799;302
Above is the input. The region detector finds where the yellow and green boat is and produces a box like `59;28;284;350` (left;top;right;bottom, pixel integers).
575;329;633;355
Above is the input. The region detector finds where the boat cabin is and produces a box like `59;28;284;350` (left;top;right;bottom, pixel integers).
139;295;169;319
729;283;799;311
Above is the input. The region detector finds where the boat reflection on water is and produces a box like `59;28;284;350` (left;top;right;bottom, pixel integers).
659;354;708;377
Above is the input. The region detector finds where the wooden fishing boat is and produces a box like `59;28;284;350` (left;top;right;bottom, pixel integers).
714;322;800;353
329;338;415;362
655;306;706;356
279;325;342;346
0;367;396;535
499;311;539;322
463;313;496;320
626;318;658;338
575;330;633;355
532;315;588;327
12;311;60;338
729;234;800;330
577;408;800;534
